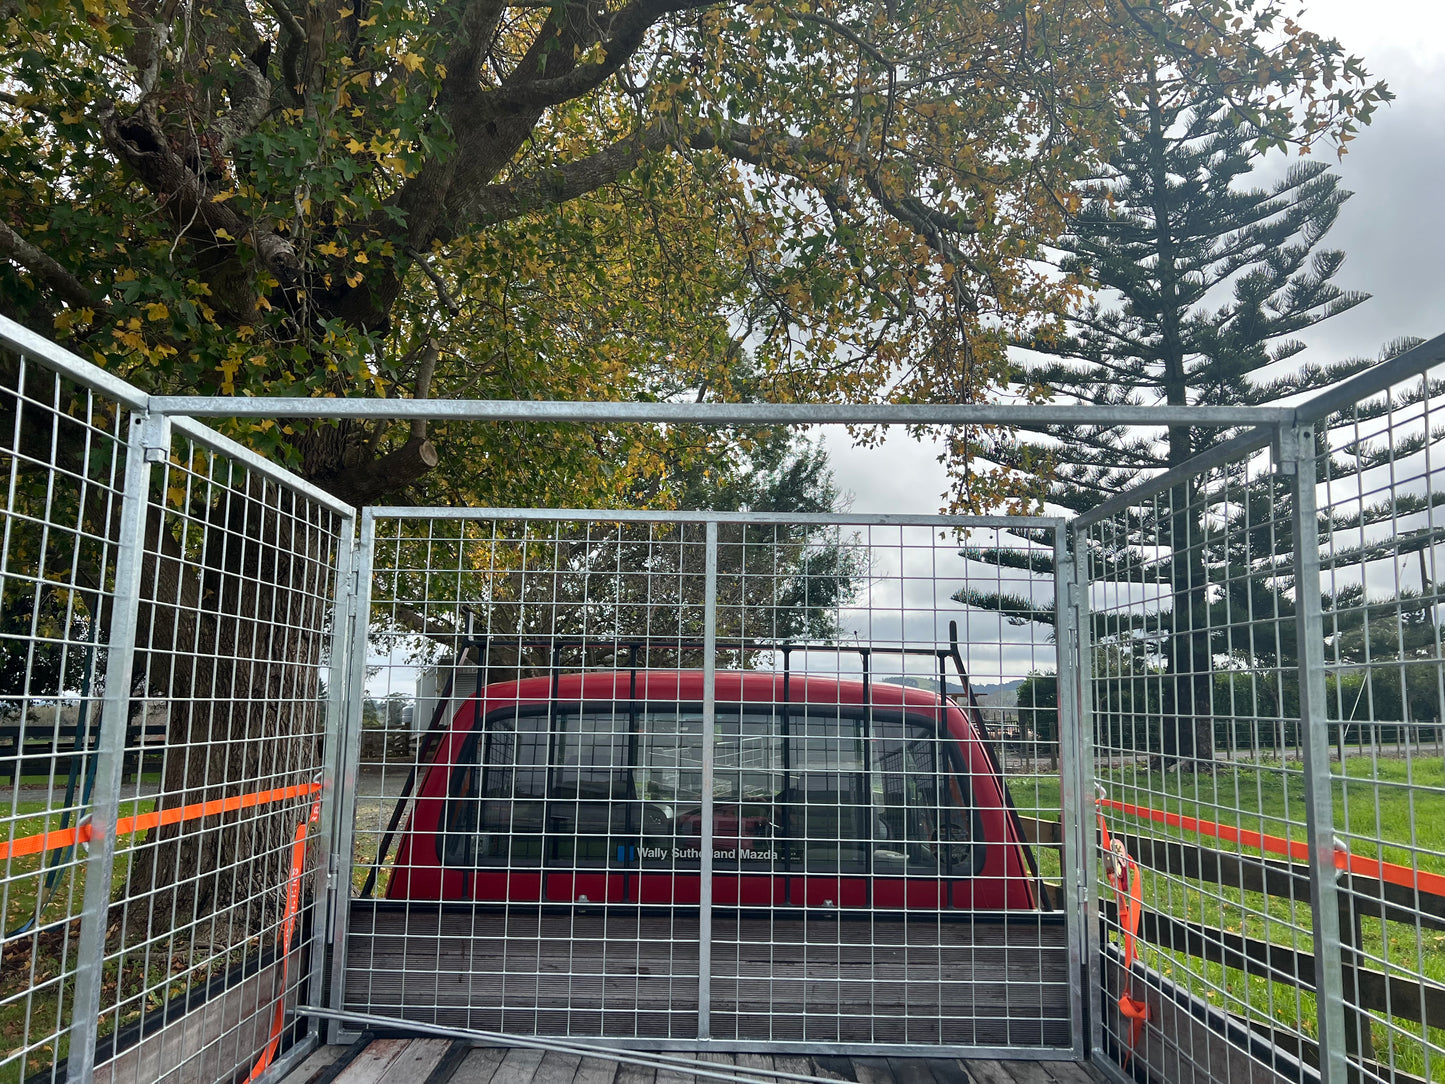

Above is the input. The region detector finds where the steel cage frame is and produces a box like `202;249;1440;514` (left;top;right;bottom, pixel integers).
3;309;1445;1084
327;506;1080;1059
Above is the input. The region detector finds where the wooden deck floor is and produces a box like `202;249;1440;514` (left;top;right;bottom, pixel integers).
281;1037;1110;1084
344;905;1072;1047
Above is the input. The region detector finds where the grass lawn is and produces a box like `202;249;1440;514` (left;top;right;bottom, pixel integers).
0;793;191;1084
1009;755;1445;1080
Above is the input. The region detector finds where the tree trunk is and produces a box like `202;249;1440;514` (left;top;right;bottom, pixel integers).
118;474;331;947
1162;479;1215;769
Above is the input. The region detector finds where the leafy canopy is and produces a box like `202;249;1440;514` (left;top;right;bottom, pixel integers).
0;0;1388;508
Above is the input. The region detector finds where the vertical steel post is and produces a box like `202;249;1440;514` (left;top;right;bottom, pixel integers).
327;508;377;1042
1283;421;1349;1082
70;411;161;1084
697;519;718;1039
307;511;358;1018
1070;531;1107;1065
1054;527;1086;1059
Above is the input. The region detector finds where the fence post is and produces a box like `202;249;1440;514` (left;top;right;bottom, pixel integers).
1055;526;1089;1059
307;510;358;1029
69;411;163;1084
326;508;376;1042
697;519;718;1040
1336;873;1376;1062
1283;420;1351;1082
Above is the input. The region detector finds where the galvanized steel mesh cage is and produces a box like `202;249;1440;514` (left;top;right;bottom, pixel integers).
1072;335;1445;1084
0;324;353;1084
3;312;1445;1084
335;511;1077;1055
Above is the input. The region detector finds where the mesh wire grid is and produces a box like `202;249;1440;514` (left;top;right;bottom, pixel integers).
7;309;1445;1084
1310;365;1445;1084
88;418;350;1084
1075;436;1327;1084
1074;356;1445;1084
337;512;1077;1055
0;331;353;1084
0;349;132;1083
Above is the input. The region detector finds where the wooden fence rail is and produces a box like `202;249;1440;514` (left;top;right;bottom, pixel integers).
1018;815;1445;1078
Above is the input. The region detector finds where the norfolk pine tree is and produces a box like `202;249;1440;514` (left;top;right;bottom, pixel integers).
959;85;1380;767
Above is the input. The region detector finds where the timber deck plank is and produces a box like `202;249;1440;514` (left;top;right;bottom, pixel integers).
284;1042;1114;1084
344;906;1071;1047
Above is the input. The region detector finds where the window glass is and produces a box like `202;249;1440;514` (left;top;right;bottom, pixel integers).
438;709;546;866
438;702;983;877
549;710;630;862
872;718;982;875
784;712;869;872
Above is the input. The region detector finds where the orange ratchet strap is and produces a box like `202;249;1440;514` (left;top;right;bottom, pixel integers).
0;782;323;860
245;789;323;1083
1097;796;1445;898
1097;806;1149;1062
1;780;325;1082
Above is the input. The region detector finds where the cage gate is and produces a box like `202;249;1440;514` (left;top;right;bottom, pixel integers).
330;509;1082;1057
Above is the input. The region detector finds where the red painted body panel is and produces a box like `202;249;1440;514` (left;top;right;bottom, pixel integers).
385;670;1038;910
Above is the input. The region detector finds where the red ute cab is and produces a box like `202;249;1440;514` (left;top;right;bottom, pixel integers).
386;670;1041;911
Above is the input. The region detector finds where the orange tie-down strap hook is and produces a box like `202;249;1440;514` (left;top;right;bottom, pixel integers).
1098;803;1150;1063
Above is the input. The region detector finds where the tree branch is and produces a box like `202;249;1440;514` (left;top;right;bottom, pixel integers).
444;123;672;234
313;435;439;505
410;339;439;442
99;102;301;285
406;249;461;315
491;0;717;110
0;219;106;312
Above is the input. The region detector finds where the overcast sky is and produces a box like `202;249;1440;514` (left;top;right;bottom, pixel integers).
822;0;1445;516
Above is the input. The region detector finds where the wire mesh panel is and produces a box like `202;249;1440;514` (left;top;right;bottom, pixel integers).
1300;351;1445;1084
338;510;1076;1056
80;416;352;1084
1073;434;1333;1084
0;340;143;1084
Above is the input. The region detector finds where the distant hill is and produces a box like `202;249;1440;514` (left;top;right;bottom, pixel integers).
970;679;1026;699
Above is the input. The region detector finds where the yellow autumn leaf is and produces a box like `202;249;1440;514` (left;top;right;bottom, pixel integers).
397;52;424;73
144;301;168;321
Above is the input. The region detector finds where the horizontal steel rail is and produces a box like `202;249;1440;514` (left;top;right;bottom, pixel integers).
366;506;1066;529
169;415;357;518
0;314;151;410
149;394;1296;427
1070;424;1281;530
1293;329;1445;424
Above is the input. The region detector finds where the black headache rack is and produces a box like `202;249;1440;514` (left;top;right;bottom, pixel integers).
359;620;1050;907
